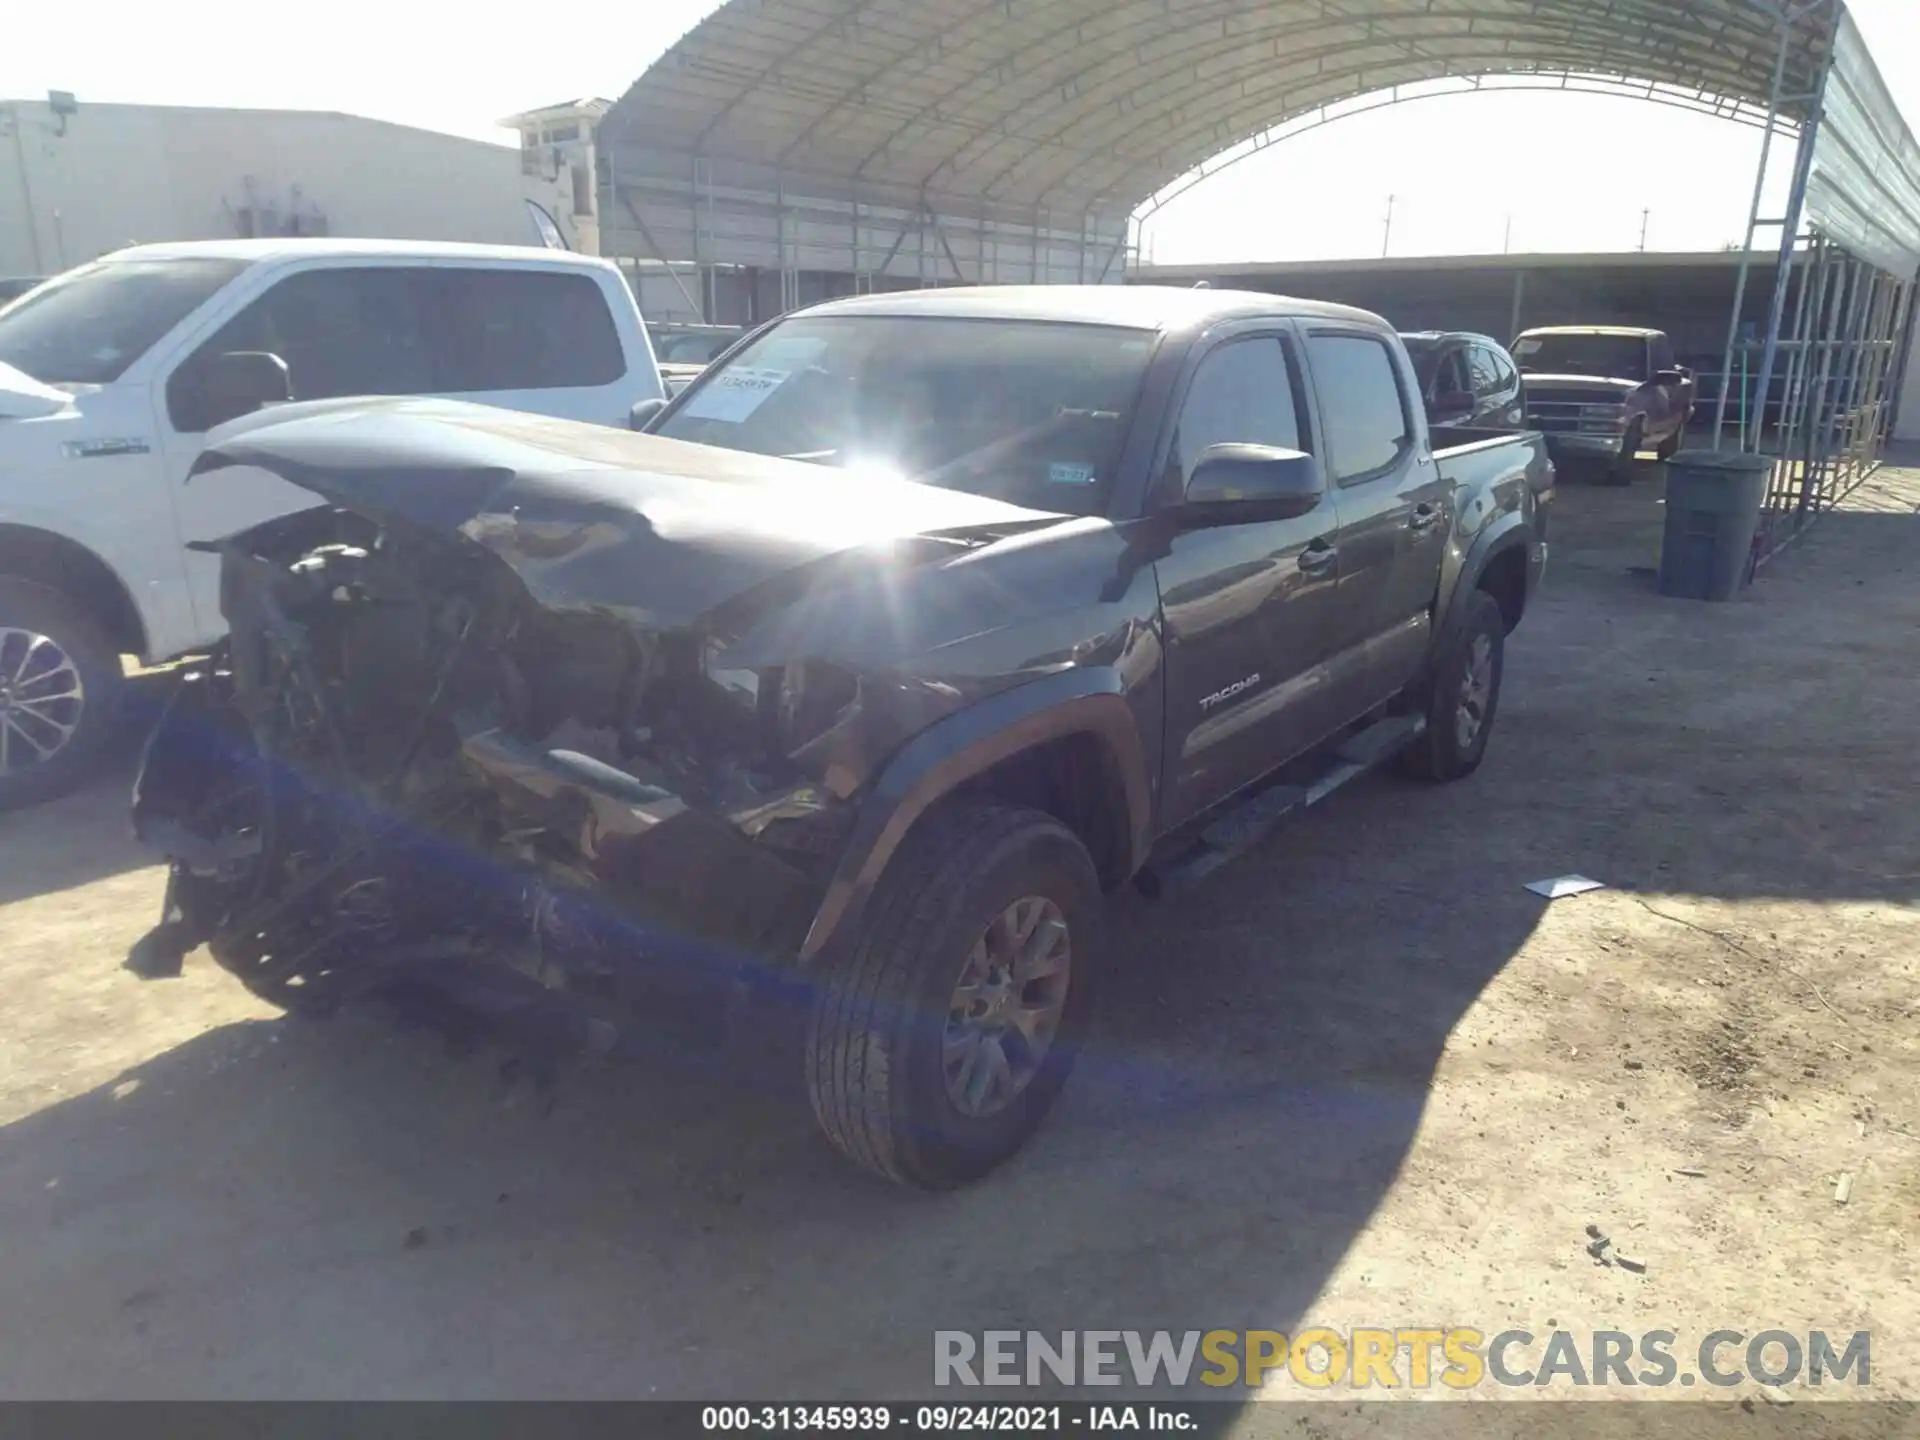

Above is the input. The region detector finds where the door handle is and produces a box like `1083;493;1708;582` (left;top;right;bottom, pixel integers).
1298;540;1337;575
1409;504;1442;532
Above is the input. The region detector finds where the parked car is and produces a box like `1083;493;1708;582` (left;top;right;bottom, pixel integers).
1400;330;1527;431
0;238;666;809
130;286;1549;1188
1512;325;1694;484
647;322;745;395
0;277;46;306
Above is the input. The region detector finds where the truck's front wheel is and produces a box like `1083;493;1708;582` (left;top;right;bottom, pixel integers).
0;579;128;811
1605;418;1646;486
1655;413;1686;461
806;801;1101;1189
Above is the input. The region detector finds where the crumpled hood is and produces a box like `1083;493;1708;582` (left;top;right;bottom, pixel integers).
194;397;1065;632
0;360;73;419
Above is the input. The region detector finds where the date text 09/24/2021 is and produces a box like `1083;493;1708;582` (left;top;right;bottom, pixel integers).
701;1405;1196;1432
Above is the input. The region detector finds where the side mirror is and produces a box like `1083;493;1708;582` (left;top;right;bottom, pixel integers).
198;351;291;430
1654;369;1686;386
629;396;668;431
1182;444;1322;520
1431;388;1476;421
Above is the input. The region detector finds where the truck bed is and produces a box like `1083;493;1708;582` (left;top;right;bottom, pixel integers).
1433;423;1553;485
1432;423;1556;538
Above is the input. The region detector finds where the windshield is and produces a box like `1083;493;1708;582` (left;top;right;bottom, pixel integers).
0;257;249;385
1512;333;1647;381
656;314;1156;515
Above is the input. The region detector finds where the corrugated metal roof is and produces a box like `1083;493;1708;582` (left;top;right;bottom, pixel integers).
602;0;1836;214
1136;249;1799;278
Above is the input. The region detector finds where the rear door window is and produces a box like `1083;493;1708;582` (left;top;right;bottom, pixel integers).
425;268;625;391
1305;333;1412;483
1467;345;1504;397
1429;348;1469;400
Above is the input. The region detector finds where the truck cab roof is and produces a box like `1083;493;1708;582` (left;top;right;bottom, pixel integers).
798;285;1388;334
95;238;618;272
1517;325;1666;339
1400;329;1509;348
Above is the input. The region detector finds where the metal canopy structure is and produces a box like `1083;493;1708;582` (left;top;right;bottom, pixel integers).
599;0;1920;543
600;0;1845;301
606;1;1830;217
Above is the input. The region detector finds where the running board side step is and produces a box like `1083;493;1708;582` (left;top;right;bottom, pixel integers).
1140;713;1426;899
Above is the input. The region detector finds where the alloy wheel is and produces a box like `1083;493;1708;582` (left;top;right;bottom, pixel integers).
943;895;1073;1118
0;627;86;778
1454;632;1494;753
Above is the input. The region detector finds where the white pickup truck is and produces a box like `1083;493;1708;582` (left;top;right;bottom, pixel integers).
0;238;666;808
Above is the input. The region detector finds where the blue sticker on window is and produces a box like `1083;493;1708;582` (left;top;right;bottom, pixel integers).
1048;461;1097;486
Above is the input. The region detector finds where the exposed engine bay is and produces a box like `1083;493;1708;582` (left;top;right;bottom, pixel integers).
131;503;853;1023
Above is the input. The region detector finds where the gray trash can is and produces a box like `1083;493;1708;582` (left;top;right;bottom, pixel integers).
1657;450;1774;601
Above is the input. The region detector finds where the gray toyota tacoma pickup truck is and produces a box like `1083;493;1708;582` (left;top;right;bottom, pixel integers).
129;286;1552;1188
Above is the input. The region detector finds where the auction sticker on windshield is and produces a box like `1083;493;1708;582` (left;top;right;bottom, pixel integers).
681;367;790;423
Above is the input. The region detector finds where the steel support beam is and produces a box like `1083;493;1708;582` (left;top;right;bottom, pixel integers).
618;189;706;321
1746;7;1836;457
1712;4;1799;446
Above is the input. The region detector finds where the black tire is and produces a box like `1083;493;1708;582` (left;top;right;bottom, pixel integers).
0;578;128;812
1398;589;1506;784
1655;414;1686;461
806;800;1102;1189
1604;418;1645;486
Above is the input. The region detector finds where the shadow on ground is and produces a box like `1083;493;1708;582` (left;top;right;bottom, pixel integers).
0;670;176;906
0;789;1551;1399
0;456;1915;1399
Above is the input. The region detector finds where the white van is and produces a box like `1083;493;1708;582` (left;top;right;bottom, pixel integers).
0;239;665;808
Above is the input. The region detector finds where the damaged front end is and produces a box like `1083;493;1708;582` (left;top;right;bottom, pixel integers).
130;501;853;1028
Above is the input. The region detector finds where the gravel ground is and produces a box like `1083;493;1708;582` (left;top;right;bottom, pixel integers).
0;455;1914;1428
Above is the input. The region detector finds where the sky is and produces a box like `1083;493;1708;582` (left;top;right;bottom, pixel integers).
4;0;1916;266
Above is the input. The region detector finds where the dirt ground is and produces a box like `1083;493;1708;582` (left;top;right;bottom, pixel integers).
0;453;1915;1423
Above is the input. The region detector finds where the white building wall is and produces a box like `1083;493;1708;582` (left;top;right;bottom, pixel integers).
1;101;533;276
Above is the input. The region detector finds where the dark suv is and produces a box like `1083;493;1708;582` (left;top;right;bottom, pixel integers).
1400;331;1526;431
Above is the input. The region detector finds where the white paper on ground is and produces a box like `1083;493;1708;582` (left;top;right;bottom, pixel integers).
1524;875;1608;899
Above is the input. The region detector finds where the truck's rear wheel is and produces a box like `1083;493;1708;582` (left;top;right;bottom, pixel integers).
806;801;1101;1189
1398;589;1506;783
0;578;127;812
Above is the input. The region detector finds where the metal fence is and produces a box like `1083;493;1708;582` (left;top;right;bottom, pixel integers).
1746;233;1916;564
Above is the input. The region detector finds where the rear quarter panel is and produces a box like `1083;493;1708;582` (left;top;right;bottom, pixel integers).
1431;430;1546;636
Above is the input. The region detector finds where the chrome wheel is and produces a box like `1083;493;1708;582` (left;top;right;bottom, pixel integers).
943;895;1072;1119
1454;632;1494;753
0;627;86;778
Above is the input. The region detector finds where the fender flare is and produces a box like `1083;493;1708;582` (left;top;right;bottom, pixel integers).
1438;511;1534;642
797;668;1153;964
0;521;150;657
